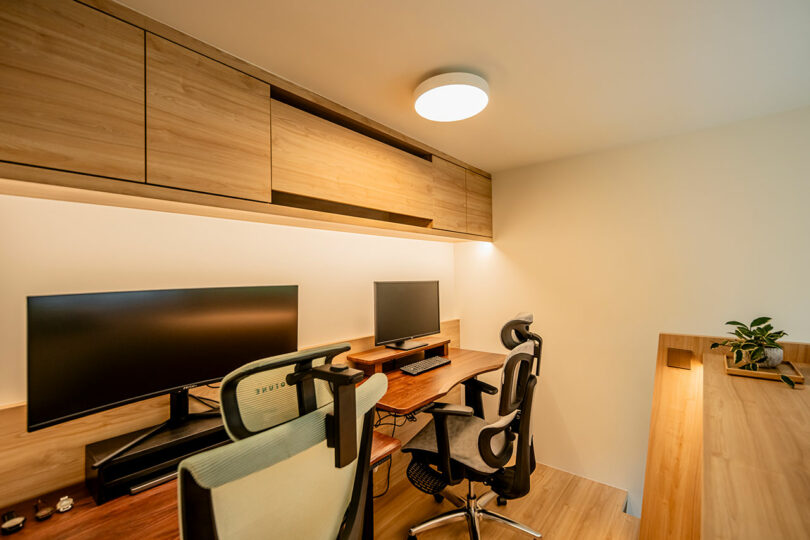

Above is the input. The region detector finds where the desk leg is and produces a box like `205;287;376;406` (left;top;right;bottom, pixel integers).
363;467;374;539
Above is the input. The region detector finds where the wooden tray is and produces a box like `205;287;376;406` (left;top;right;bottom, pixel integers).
725;356;805;384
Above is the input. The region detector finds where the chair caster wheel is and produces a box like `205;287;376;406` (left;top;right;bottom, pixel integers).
497;496;507;506
433;493;444;503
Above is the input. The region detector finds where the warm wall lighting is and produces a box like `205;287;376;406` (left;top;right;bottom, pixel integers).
414;72;489;122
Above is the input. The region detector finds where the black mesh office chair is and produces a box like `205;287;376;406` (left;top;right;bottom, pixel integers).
402;313;543;539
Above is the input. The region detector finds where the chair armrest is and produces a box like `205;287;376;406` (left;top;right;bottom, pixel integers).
462;378;498;419
424;402;474;417
463;378;498;395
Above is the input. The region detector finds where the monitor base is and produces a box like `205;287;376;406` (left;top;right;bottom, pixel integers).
386;339;429;351
85;389;229;504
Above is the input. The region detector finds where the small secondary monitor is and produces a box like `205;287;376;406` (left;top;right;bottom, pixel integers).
27;285;298;431
374;281;440;350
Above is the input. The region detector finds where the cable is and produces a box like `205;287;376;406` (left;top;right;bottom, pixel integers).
373;411;417;499
190;393;219;410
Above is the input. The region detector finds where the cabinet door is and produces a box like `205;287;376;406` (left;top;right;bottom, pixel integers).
272;100;434;220
146;34;271;202
466;170;493;237
0;0;145;180
432;157;467;232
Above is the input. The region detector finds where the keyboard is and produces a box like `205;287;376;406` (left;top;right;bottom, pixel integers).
400;356;451;376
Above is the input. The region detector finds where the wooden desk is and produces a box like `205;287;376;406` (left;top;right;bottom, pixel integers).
375;347;505;415
6;429;402;539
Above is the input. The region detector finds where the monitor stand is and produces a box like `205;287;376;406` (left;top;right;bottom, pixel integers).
386;339;429;351
85;388;227;504
91;388;219;469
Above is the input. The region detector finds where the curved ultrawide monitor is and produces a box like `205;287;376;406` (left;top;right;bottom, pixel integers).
27;285;298;431
374;281;440;346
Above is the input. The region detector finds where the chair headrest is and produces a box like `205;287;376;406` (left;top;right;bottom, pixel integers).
500;312;535;350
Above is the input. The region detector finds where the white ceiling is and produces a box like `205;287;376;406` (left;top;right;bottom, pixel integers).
120;0;810;173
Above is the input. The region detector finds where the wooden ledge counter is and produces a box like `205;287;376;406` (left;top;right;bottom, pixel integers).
375;348;505;415
702;352;810;539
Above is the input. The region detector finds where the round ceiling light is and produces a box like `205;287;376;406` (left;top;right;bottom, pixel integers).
414;72;489;122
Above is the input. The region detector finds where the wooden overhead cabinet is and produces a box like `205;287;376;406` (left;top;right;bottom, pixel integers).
0;0;145;181
466;170;493;237
146;34;272;202
431;157;468;233
271;100;435;220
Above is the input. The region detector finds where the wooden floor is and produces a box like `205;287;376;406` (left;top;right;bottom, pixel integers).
372;436;639;540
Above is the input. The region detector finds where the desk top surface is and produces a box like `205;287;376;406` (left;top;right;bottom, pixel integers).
375;347;505;415
702;352;810;539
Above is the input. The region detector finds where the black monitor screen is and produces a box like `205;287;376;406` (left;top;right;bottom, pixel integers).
374;281;440;346
27;285;298;431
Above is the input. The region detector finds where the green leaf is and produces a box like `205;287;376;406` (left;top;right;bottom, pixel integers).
750;316;771;327
750;362;758;371
780;375;796;389
725;320;747;327
710;343;720;349
734;349;743;362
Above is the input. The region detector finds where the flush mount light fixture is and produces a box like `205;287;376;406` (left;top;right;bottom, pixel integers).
414;72;489;122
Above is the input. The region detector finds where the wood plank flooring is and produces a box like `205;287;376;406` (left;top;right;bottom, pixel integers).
371;431;640;540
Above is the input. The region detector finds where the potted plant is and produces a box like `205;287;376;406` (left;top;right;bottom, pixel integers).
711;317;793;387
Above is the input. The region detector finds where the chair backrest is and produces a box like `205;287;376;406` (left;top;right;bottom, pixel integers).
177;344;387;540
477;341;535;469
480;314;543;498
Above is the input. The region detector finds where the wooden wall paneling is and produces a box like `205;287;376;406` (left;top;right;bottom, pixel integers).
0;0;145;180
431;156;467;232
0;319;460;509
271;99;436;220
146;33;271;202
465;169;493;237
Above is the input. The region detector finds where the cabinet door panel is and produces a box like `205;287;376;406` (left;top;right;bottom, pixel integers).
0;0;145;180
146;34;271;202
466;170;492;237
272;100;434;219
432;157;467;232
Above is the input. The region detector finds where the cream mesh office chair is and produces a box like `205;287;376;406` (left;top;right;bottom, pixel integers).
402;314;543;540
177;343;387;540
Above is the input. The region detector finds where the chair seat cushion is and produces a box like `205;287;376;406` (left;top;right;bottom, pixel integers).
402;415;505;474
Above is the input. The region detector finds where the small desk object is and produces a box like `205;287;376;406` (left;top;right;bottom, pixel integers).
347;336;450;375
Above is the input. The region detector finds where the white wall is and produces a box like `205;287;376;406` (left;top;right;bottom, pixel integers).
0;195;456;406
454;106;810;514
